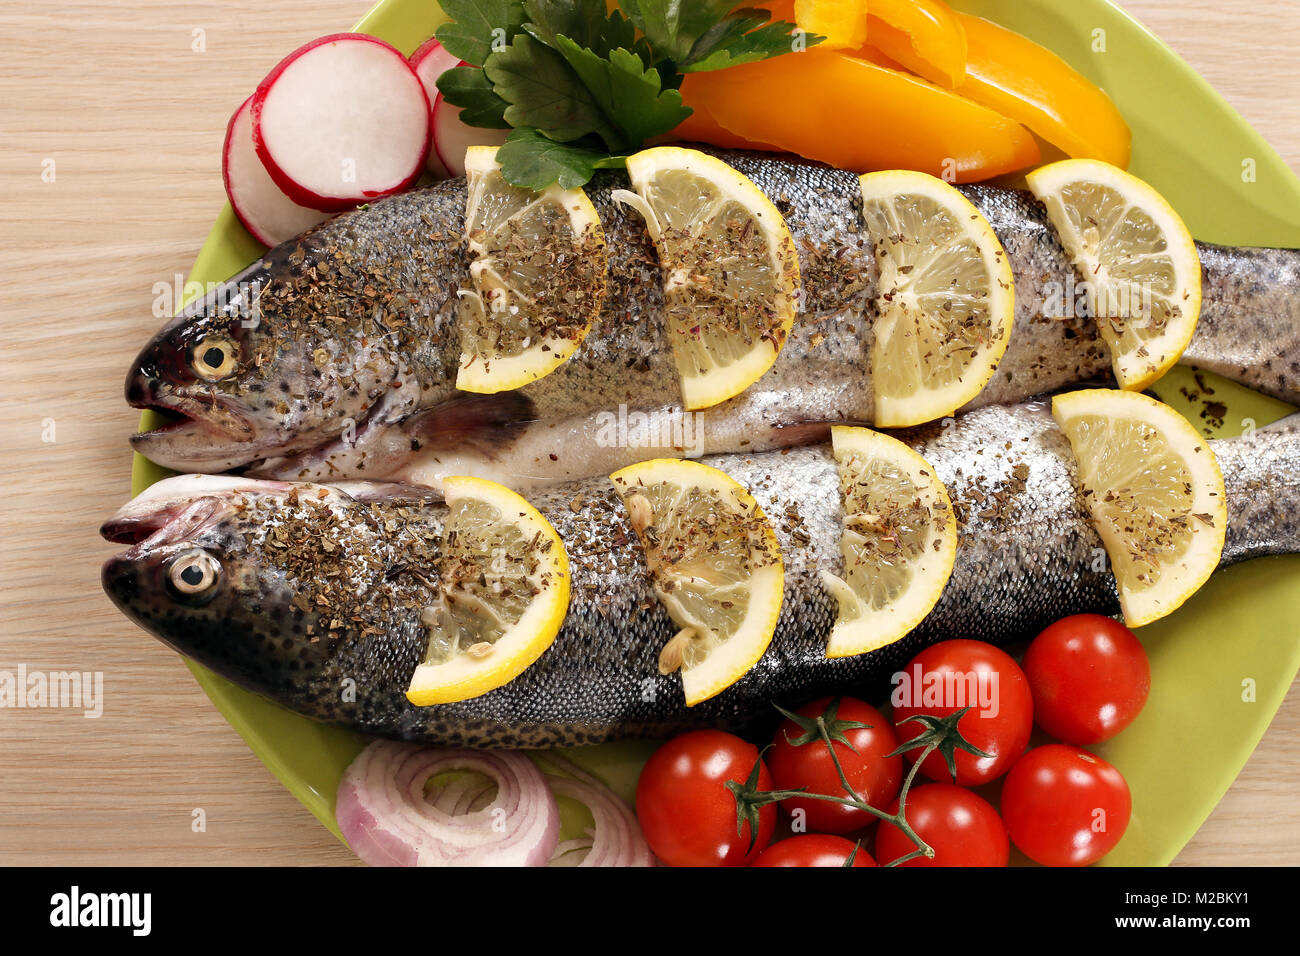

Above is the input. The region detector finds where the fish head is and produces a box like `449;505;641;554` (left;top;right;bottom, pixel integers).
126;303;277;471
100;475;342;695
101;476;443;701
126;262;420;473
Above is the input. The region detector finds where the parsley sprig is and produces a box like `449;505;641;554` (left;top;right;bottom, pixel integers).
435;0;821;189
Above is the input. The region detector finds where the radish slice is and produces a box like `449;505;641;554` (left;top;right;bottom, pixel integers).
410;37;459;81
433;91;510;179
252;33;430;211
222;97;330;247
409;39;462;178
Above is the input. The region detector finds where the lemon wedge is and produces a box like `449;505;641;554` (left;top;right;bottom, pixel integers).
609;458;784;706
405;476;570;705
1027;159;1201;391
858;169;1015;427
456;146;607;393
615;146;801;410
1052;389;1225;627
819;425;957;657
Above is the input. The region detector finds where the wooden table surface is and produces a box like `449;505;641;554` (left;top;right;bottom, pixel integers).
1;0;1296;866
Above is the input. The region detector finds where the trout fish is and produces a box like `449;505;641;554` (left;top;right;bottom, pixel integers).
102;401;1300;748
125;150;1300;490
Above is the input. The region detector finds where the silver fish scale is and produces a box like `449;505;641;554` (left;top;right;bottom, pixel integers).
1184;243;1300;402
110;402;1300;748
421;403;1112;746
957;184;1110;405
1218;415;1300;559
515;151;878;423
138;149;1300;483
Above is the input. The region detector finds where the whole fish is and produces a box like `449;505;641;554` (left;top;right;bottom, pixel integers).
102;402;1300;748
125;149;1300;490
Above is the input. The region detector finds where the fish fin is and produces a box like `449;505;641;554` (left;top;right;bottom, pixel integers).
769;421;834;447
400;391;538;460
330;480;444;505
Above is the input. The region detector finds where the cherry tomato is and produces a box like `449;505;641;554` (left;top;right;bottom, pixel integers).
1022;614;1150;744
752;834;876;867
636;730;776;867
1001;744;1131;866
875;784;1009;867
768;696;903;834
890;639;1033;785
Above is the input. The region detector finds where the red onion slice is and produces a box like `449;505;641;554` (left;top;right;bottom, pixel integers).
336;741;559;867
540;754;657;867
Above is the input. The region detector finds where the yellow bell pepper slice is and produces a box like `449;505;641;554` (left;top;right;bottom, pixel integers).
953;13;1131;167
673;106;782;153
860;0;967;89
793;0;869;50
679;49;1040;182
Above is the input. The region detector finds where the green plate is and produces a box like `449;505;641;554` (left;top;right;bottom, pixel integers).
129;0;1300;864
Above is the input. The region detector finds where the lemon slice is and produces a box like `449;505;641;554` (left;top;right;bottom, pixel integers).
858;170;1015;428
456;146;607;393
405;476;570;705
1027;159;1201;391
819;425;957;657
614;146;800;410
1052;389;1225;627
609;458;784;705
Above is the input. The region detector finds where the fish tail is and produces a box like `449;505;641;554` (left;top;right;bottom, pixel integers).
1183;242;1300;405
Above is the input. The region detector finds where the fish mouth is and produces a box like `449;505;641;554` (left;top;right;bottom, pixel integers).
128;391;267;471
128;394;255;443
100;503;186;545
100;495;224;548
101;474;297;547
129;404;200;441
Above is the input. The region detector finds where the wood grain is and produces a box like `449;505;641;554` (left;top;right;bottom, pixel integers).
0;0;1295;866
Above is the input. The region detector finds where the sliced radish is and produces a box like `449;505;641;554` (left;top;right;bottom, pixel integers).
433;91;510;179
252;33;430;211
223;96;331;247
409;38;462;178
410;37;460;95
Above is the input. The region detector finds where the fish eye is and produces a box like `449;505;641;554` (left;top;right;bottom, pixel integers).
168;550;222;599
191;335;238;381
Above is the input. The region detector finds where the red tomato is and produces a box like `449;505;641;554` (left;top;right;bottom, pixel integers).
890;639;1033;785
875;784;1009;867
1001;744;1131;866
636;730;776;867
752;834;876;867
767;696;903;834
1023;614;1151;745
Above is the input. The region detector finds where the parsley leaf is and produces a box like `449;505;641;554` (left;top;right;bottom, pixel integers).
522;0;651;63
620;0;812;72
682;13;819;72
436;66;511;129
487;33;623;146
437;0;822;187
435;0;529;66
497;128;626;190
550;39;691;148
619;0;737;65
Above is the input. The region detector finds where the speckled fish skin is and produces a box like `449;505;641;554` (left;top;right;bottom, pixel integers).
126;149;1300;487
101;403;1300;748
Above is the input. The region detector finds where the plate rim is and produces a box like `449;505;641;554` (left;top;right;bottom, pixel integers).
127;0;1300;864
